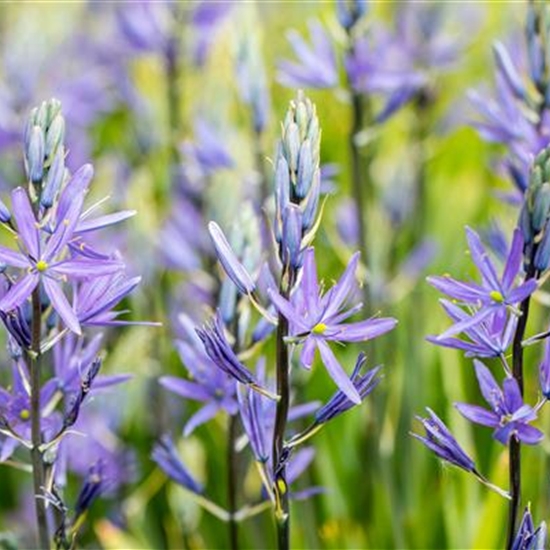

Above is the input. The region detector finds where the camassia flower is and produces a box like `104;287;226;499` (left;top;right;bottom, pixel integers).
428;227;537;338
455;360;543;446
0;182;123;334
412;408;476;473
268;248;396;403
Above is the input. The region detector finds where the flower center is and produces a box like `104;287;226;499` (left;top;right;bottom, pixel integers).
489;290;504;303
19;409;30;421
35;260;49;272
312;323;327;334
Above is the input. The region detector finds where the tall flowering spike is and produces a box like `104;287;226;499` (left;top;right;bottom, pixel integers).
411;408;476;473
152;436;203;495
274;91;321;265
455;360;543;446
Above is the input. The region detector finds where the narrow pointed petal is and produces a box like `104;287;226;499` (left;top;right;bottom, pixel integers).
11;188;39;259
300;337;316;369
76;210;136;233
465;226;500;289
268;289;309;332
159;376;211;402
427;275;488;302
473;360;503;410
455;403;499;427
437;306;495;340
501;229;523;291
301;248;319;312
322;252;360;319
328;317;397;342
53;259;124;278
0;245;30;269
43;277;81;334
0;273;39;312
317;340;361;404
184;402;221;436
507;279;537;304
516;424;544;445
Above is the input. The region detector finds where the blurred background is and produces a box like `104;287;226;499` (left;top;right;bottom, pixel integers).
0;2;544;549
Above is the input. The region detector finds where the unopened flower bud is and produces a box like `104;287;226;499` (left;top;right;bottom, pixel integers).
25;126;45;183
45;113;65;160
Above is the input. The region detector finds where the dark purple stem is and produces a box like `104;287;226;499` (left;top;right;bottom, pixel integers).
507;260;537;549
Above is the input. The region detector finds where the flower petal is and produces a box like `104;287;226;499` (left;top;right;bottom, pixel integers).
316;340;361;404
0;273;39;312
0;245;30;269
43;277;81;334
455;403;499;427
11;188;39;259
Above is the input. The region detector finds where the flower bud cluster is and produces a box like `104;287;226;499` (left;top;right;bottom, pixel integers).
23;98;67;207
519;146;550;270
274;91;321;269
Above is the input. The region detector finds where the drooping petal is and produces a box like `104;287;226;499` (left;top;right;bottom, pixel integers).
43;277;81;335
11;188;39;259
316;340;360;404
0;273;39;312
299;337;316;369
502;377;524;415
515;424;544;445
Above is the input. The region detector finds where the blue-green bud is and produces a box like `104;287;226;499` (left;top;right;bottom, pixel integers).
25;126;45;183
41;146;65;208
45;114;65;160
281;204;303;269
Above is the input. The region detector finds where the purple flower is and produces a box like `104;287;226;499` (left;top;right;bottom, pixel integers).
160;314;238;436
428;227;537;338
268;248;396;403
196;311;276;400
277;21;338;90
427;301;516;358
455;360;543;446
0;183;123;335
512;508;547;550
412;408;476;473
314;353;381;424
152;435;203;495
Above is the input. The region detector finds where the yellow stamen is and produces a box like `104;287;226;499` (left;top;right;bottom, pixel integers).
35;260;48;272
276;478;287;495
19;409;30;421
312;323;327;334
489;290;504;303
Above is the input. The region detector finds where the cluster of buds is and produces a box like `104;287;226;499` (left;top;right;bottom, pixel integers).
525;2;550;107
274;91;321;271
24;98;67;208
519;146;550;271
